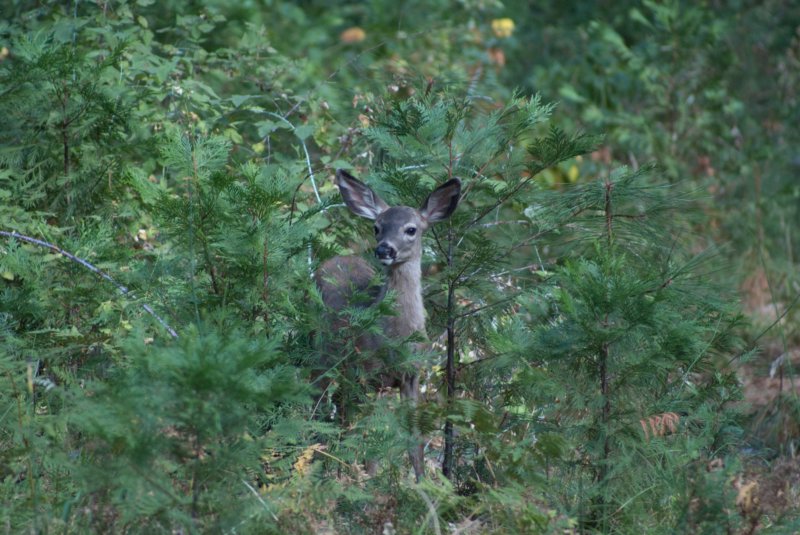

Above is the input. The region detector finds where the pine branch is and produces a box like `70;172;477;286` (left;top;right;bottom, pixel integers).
0;230;179;339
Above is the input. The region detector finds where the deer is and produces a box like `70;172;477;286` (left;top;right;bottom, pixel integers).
316;169;461;481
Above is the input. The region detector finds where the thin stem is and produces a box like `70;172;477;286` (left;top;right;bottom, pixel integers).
442;224;456;480
241;479;279;522
595;175;615;528
188;140;200;323
0;230;178;338
466;173;537;229
476;219;531;228
456;294;519;319
61;114;70;176
200;235;220;296
268;237;269;325
7;371;36;513
413;486;443;535
263;111;323;207
728;291;800;365
599;340;611;471
604;177;614;246
191;430;200;522
301;138;322;205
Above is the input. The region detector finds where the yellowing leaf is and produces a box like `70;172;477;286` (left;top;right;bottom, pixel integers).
340;27;366;43
567;164;580;182
491;18;515;38
736;479;759;516
293;443;321;476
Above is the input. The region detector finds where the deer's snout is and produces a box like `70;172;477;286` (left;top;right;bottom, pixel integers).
375;242;396;263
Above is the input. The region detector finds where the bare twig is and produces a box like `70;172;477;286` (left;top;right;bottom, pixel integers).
241;479;279;522
0;230;179;339
456;294;520;320
413;486;442;535
301;138;322;205
262;111;323;206
476;219;531;228
728;291;800;365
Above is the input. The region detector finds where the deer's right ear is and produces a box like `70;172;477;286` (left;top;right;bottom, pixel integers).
336;169;389;220
420;178;461;224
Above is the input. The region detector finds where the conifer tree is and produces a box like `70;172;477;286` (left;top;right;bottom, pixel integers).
338;88;745;532
483;167;745;531
327;89;595;478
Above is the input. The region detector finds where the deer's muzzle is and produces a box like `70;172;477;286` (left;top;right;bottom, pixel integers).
375;242;396;264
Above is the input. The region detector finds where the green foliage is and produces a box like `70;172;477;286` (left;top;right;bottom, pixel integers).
67;326;303;531
0;1;796;533
501;0;800;331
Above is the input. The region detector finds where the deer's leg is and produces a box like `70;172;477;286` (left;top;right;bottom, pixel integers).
400;373;425;481
365;458;379;476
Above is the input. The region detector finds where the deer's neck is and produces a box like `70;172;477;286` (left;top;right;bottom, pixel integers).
384;258;426;338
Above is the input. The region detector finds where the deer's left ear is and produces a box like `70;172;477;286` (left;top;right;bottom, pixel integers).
336;169;390;220
420;179;461;223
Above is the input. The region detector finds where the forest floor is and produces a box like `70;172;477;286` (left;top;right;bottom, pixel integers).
737;272;800;527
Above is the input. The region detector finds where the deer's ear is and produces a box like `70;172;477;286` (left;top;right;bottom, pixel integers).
420;178;461;223
336;169;390;220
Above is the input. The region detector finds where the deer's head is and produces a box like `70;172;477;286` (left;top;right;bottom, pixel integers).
336;169;461;266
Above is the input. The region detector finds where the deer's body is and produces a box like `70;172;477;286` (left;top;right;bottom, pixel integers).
317;170;461;480
317;254;425;372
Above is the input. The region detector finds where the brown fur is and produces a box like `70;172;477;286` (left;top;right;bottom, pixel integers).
316;169;461;480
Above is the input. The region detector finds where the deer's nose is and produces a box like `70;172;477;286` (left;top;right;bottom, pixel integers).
375;243;396;261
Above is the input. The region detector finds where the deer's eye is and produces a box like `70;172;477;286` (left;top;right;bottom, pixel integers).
405;227;417;236
373;225;380;236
